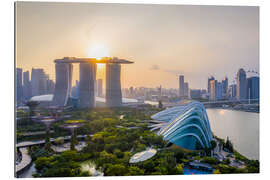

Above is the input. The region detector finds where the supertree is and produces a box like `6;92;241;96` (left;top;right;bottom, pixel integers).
60;120;85;150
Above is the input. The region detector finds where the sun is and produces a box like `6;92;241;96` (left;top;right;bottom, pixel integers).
87;44;109;60
219;110;225;115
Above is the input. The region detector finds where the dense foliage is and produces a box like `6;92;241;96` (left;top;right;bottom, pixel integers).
33;151;91;177
17;106;259;176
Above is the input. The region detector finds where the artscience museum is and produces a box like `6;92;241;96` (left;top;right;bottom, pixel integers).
150;101;213;150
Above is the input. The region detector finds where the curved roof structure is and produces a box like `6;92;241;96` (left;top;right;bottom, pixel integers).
129;148;157;163
150;101;213;150
30;94;53;102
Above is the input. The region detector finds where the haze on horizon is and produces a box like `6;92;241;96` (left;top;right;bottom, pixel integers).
16;2;259;89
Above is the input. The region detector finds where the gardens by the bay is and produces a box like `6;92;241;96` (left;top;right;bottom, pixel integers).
16;103;259;177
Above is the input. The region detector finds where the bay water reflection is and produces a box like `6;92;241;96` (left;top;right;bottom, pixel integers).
206;109;259;160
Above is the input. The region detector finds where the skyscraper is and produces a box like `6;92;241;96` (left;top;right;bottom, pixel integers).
46;79;55;94
217;82;223;100
209;79;217;101
190;89;201;99
52;57;133;107
247;76;259;100
106;63;122;107
222;76;228;98
23;71;31;100
97;79;103;97
236;68;247;100
179;75;184;97
16;68;23;103
228;84;237;99
158;85;162;100
75;80;79;98
207;76;215;94
52;63;73;106
31;68;47;96
184;82;189;98
78;63;97;108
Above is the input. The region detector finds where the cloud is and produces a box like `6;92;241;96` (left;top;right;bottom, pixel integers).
164;69;188;76
149;64;160;70
163;69;206;78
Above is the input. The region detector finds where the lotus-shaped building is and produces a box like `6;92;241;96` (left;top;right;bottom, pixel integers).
150;101;213;150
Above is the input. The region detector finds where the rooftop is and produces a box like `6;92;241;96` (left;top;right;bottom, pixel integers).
129;148;157;163
54;57;134;64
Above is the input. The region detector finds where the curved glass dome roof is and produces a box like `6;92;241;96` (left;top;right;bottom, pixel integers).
150;101;213;150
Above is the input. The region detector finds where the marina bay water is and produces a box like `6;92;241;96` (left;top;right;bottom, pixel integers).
206;109;259;160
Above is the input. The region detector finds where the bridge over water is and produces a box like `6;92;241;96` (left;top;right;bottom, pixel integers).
157;99;259;109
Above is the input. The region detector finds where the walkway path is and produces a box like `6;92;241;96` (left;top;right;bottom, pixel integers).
51;141;87;152
21;130;54;136
16;148;32;175
213;139;224;161
16;134;93;148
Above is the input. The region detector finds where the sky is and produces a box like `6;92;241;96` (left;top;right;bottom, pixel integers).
16;2;259;89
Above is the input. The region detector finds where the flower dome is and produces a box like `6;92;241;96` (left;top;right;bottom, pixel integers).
150;101;213;150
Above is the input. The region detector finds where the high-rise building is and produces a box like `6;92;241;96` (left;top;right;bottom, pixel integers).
23;71;31;100
46;79;55;94
201;89;208;99
157;85;162;100
106;63;122;107
179;75;185;97
16;68;23;103
52;63;73;106
217;82;223;100
236;68;247;100
201;89;207;95
97;79;103;97
184;82;189;98
247;76;259;100
31;68;47;96
42;74;48;94
190;89;201;99
209;79;217;101
94;79;97;98
53;57;133;107
207;76;215;94
228;84;237;99
78;63;97;108
75;80;79;98
222;76;228;98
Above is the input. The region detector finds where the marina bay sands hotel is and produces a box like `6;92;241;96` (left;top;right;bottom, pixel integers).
52;57;133;108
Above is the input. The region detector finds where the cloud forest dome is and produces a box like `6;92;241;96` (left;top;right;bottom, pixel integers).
151;101;213;150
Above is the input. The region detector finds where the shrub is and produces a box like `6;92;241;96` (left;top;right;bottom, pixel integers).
176;163;184;174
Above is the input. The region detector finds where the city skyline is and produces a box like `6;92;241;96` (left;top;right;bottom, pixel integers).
17;65;259;91
16;2;259;89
